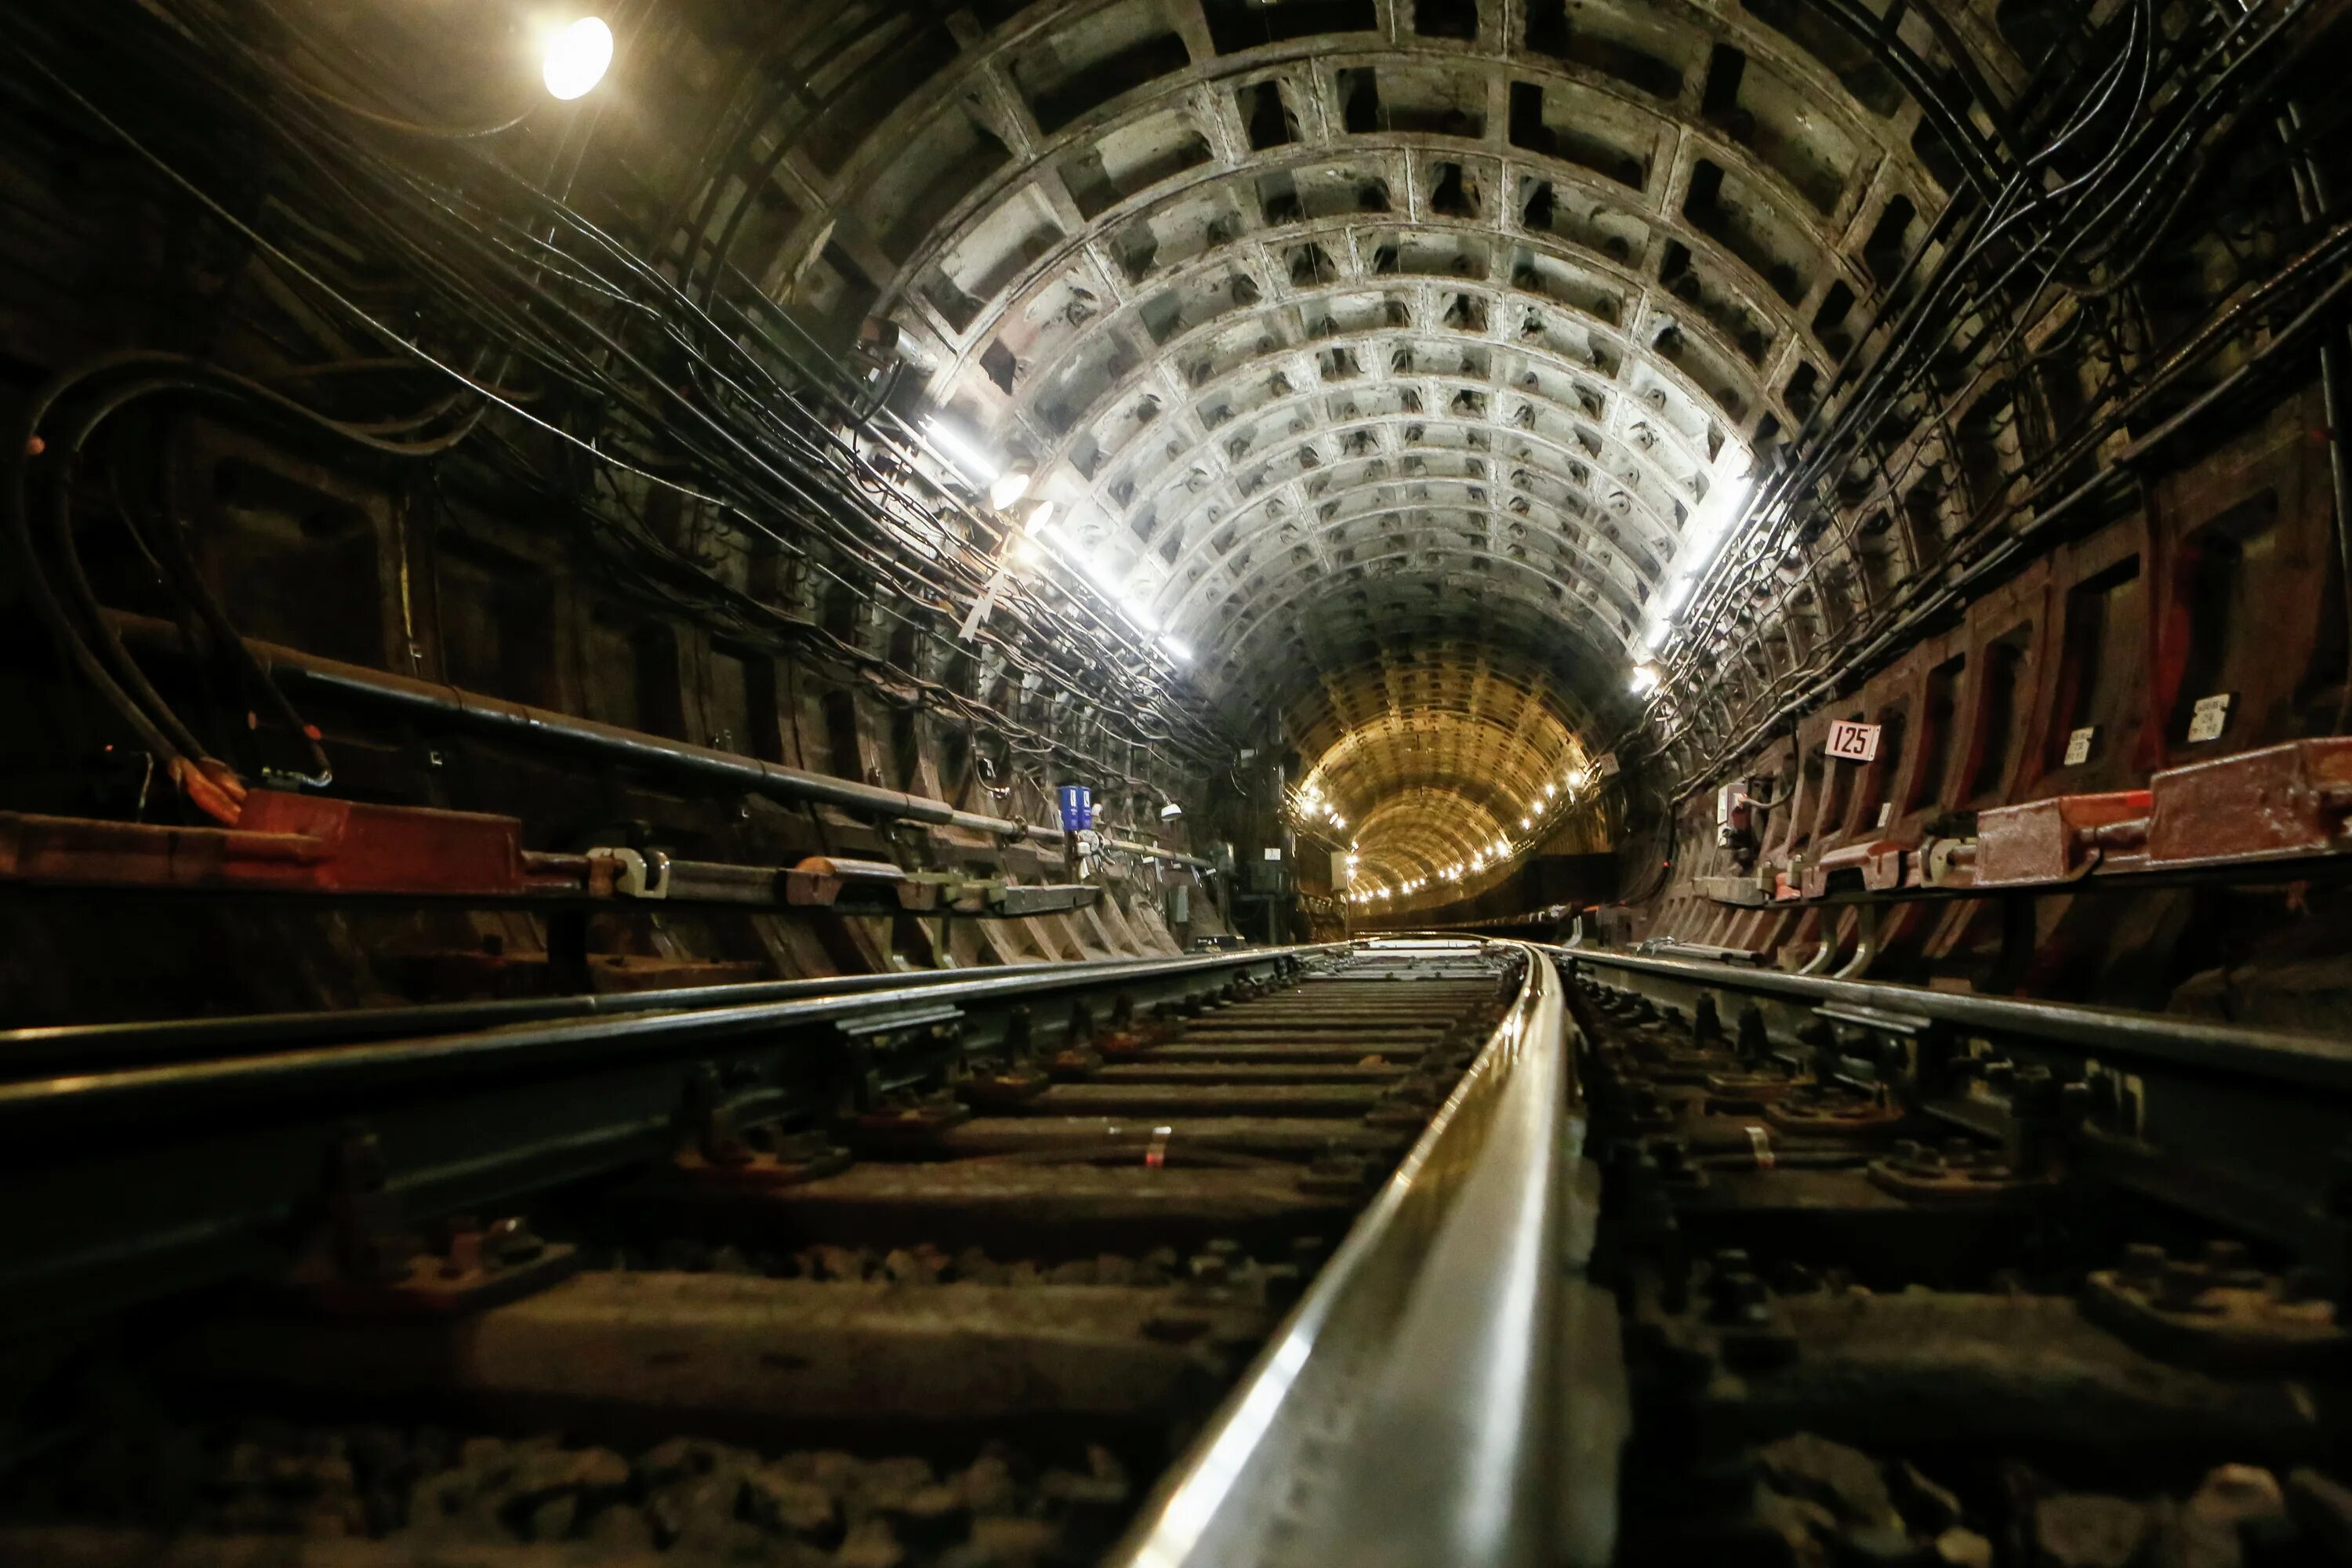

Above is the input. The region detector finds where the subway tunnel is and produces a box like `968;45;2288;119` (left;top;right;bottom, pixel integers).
4;0;2352;1563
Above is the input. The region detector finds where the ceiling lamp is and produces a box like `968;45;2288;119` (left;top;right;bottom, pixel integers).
923;418;1000;488
1643;463;1756;649
989;468;1035;510
543;16;614;100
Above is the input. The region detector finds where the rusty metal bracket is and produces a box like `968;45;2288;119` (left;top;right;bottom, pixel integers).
677;1130;855;1189
1865;1138;2056;1208
836;1002;965;1110
684;1062;760;1167
287;1221;581;1317
2082;1243;2350;1374
1686;742;2352;917
960;1062;1054;1108
1761;1090;1904;1138
292;1133;579;1315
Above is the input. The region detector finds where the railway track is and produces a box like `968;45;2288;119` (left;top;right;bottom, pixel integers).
0;939;1570;1567
1566;943;2352;1568
11;934;2352;1566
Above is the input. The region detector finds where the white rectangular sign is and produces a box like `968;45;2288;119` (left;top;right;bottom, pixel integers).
1593;752;1621;779
2187;694;2231;744
1826;720;1881;763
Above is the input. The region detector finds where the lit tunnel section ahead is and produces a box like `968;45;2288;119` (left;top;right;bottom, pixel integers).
750;0;1882;912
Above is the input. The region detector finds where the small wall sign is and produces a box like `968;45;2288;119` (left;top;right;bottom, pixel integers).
1826;720;1881;763
2187;694;2232;744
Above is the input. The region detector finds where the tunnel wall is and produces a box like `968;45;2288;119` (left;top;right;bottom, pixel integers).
1637;381;2352;1014
0;96;1226;1027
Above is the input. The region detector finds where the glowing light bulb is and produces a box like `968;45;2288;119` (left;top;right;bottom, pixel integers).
543;17;614;100
989;468;1034;510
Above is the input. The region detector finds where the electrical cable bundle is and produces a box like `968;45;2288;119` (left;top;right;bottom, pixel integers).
5;351;493;820
1636;0;2341;784
1;0;1232;823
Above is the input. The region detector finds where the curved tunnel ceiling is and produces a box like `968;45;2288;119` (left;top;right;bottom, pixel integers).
713;0;1956;902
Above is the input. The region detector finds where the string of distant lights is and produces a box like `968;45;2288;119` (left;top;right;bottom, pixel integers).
1322;761;1599;909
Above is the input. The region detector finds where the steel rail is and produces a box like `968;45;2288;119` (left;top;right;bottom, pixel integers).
1560;940;2352;1290
0;947;1335;1130
0;944;1330;1330
0;949;1251;1072
1107;940;1594;1568
1559;945;2352;1095
0;951;1272;1074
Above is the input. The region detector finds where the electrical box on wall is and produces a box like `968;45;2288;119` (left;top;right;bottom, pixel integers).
1165;884;1189;924
1716;777;1770;862
1715;781;1749;846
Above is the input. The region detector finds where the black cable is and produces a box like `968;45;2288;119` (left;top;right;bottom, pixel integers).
1657;0;2331;742
13;0;1251;789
